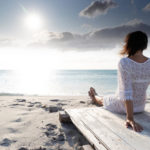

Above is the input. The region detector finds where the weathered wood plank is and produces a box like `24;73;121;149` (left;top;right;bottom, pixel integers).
81;145;93;150
66;109;107;150
88;108;150;150
59;111;71;123
66;108;132;150
66;106;150;150
72;109;133;150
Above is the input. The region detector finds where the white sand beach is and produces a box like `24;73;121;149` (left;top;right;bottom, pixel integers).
0;96;95;150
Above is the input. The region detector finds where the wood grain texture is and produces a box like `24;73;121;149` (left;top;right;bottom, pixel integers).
66;109;107;150
66;103;150;150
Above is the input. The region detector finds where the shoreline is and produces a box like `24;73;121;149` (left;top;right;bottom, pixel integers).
0;93;89;96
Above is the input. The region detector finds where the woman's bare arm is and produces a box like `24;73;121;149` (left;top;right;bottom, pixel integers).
125;100;134;120
124;100;143;132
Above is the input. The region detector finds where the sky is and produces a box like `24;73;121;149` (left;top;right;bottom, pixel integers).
0;0;150;70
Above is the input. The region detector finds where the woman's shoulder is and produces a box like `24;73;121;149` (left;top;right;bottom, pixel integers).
118;56;150;72
118;57;132;71
118;57;129;65
121;56;150;65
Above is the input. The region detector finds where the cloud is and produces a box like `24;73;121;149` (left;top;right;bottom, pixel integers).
0;38;16;47
1;19;150;51
125;18;142;26
79;0;117;18
143;2;150;12
29;20;150;51
32;31;63;44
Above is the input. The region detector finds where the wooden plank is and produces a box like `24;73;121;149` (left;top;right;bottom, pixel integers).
66;109;107;150
59;111;71;123
87;108;150;150
81;145;93;150
75;109;133;150
66;106;150;150
66;108;133;150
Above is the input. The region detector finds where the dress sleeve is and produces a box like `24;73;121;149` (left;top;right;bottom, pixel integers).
118;60;133;101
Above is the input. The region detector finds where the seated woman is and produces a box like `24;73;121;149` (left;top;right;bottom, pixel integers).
89;31;150;132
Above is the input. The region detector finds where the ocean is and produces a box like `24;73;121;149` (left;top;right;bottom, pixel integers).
0;70;150;97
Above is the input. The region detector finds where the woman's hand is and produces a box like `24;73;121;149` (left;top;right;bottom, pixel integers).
126;119;143;132
124;100;143;132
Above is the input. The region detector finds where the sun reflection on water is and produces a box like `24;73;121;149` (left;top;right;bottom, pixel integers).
14;69;56;95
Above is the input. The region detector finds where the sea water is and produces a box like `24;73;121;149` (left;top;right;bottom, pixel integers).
0;70;150;97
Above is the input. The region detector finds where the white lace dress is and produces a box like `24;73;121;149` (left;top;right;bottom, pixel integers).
103;57;150;114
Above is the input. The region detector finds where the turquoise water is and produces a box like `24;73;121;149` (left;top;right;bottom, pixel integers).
0;70;150;97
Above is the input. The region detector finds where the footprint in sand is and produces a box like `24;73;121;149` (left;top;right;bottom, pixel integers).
41;105;63;113
10;103;19;106
0;138;16;146
27;104;35;107
50;99;60;102
44;123;57;137
27;102;42;108
7;128;18;133
80;101;86;104
12;118;22;122
18;147;28;150
16;99;26;102
44;123;65;145
57;103;67;106
46;123;57;130
18;147;46;150
10;103;25;107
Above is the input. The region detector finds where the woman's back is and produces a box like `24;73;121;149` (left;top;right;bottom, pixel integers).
118;57;150;112
121;57;150;83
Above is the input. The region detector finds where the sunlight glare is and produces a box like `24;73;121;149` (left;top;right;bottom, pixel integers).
24;12;43;30
14;69;56;95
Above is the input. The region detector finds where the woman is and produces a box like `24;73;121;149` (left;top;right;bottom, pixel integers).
89;31;150;132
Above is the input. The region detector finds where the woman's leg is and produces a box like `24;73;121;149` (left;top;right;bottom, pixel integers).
88;87;103;106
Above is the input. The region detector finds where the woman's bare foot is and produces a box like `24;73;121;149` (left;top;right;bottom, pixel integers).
90;87;97;96
88;91;97;104
88;87;103;106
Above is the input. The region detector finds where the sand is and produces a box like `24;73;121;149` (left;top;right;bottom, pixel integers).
0;96;95;150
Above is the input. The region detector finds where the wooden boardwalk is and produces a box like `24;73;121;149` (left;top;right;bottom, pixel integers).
66;102;150;150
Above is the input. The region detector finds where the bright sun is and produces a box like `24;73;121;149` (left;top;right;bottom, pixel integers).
25;13;43;30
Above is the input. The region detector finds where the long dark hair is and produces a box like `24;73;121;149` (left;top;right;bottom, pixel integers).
120;31;148;57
